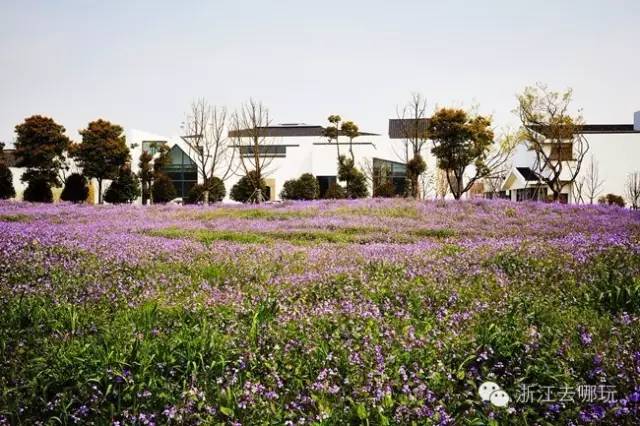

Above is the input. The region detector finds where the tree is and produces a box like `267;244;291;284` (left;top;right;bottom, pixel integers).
0;143;15;200
138;150;153;205
323;115;342;158
23;176;53;203
395;93;430;198
104;166;141;204
150;145;176;203
625;172;640;210
60;173;89;203
181;99;236;184
230;99;274;203
186;177;226;204
578;156;604;204
338;156;368;198
280;173;320;200
428;107;512;200
230;170;267;203
75;119;130;204
406;154;427;197
340;120;359;161
515;84;589;202
14;115;71;188
151;174;177;204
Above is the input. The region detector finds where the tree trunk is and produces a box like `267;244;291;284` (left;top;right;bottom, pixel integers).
98;178;103;204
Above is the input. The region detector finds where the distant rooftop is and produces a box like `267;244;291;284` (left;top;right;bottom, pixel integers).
229;124;379;138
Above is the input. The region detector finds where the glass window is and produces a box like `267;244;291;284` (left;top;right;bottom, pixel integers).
163;145;197;198
142;140;166;155
239;145;287;157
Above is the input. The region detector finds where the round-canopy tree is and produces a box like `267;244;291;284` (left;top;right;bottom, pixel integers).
75;119;130;204
230;171;267;203
14;115;71;196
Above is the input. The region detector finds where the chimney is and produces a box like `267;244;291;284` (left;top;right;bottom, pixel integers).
635;111;640;131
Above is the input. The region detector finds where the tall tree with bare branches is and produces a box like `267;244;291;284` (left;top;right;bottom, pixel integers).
393;93;431;198
626;172;640;210
229;99;274;203
182;99;236;184
515;84;589;202
581;156;605;204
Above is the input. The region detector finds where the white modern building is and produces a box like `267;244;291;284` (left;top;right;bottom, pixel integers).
500;113;640;204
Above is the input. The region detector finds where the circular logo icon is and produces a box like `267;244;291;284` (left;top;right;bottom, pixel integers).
479;381;510;407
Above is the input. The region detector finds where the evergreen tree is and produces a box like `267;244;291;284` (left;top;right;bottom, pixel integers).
60;173;89;203
230;171;267;203
338;156;369;198
0;143;15;200
23;176;53;203
138;150;153;205
151;174;177;204
104;166;141;204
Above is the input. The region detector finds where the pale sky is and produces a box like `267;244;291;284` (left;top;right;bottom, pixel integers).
1;0;639;145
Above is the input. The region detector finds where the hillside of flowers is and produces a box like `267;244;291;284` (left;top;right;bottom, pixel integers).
1;198;639;425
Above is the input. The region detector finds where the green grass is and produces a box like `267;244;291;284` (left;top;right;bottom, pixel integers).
0;213;31;222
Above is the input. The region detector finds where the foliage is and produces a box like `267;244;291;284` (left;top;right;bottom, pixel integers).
0;145;15;199
60;173;89;203
138;150;153;205
338;156;369;198
186;177;226;204
104;166;141;204
151;174;177;204
406;153;426;198
23;175;53;202
230;171;267;203
13;115;71;186
322;182;346;199
1;199;639;425
75;119;130;204
280;173;320;200
428;107;497;200
598;193;626;207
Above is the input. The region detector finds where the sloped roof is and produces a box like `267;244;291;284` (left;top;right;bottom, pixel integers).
528;124;640;137
516;167;539;182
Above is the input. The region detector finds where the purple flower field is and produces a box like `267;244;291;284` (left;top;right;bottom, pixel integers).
1;198;639;425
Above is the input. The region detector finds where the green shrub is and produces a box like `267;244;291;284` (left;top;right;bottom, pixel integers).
104;166;141;204
323;182;346;199
0;163;15;199
23;176;53;203
186;177;226;204
338;156;369;198
280;173;319;200
151;173;177;204
60;173;89;203
230;171;267;203
598;193;625;207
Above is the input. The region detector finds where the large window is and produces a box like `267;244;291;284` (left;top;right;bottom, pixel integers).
239;145;287;157
317;176;337;198
372;158;407;196
164;145;197;198
142;140;166;155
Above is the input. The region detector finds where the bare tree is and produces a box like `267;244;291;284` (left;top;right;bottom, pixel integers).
182;99;236;183
626;172;640;210
515;84;589;202
581;155;605;204
394;93;430;198
482;160;511;198
229;99;274;202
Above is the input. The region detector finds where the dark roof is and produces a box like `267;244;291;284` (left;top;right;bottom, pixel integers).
1;149;17;167
228;125;379;138
528;124;640;136
516;167;539;182
388;118;430;139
